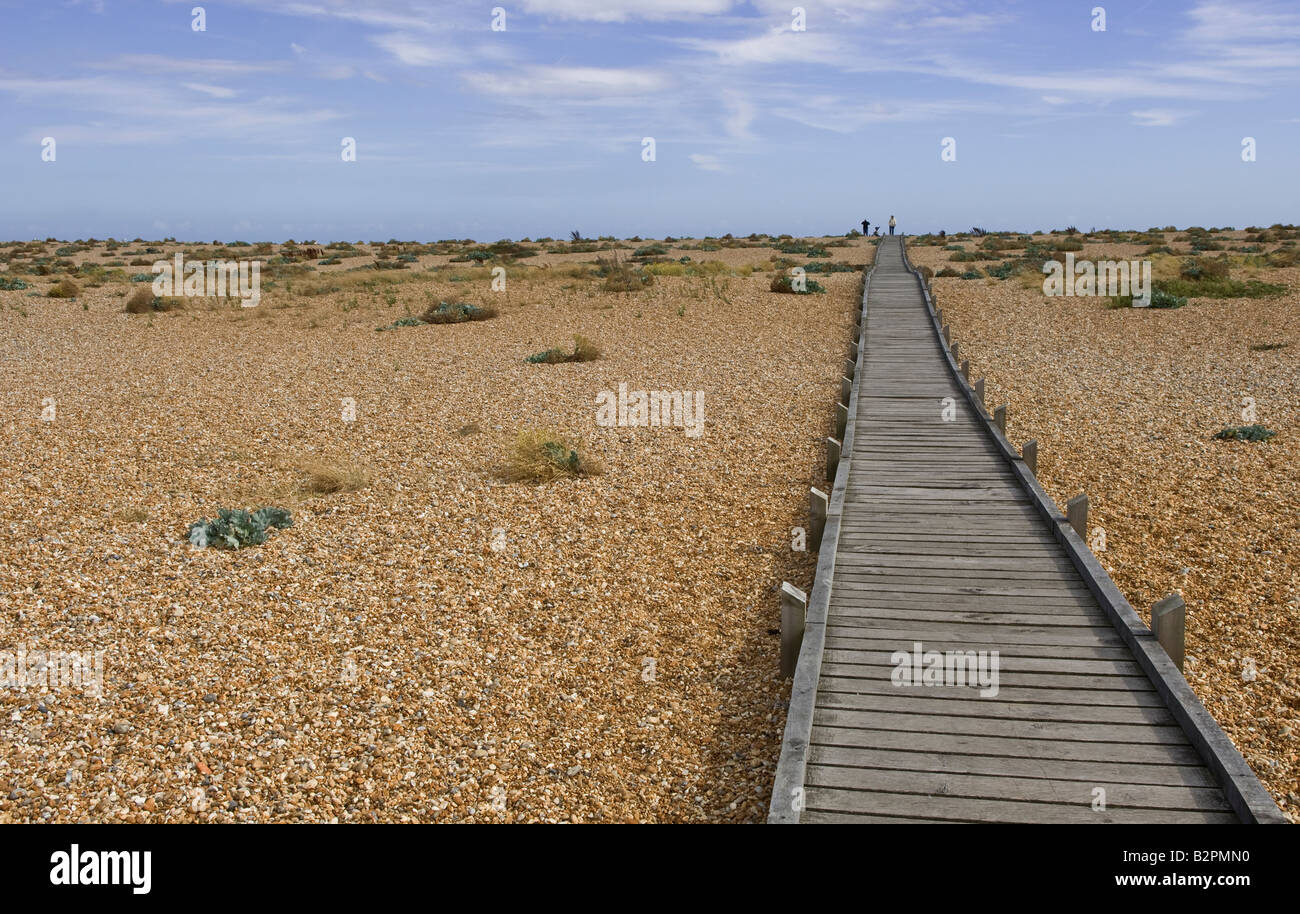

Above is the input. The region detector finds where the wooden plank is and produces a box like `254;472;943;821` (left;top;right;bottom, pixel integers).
814;690;1176;726
804;765;1230;812
807;744;1219;788
809;724;1205;766
801;787;1235;823
813;708;1191;746
820;651;1145;677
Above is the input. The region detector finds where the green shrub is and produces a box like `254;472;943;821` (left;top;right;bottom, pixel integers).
1180;256;1230;281
1149;287;1188;309
0;276;29;290
769;274;826;294
959;269;983;280
936;267;961;277
420;301;497;324
1213;425;1276;442
375;315;426;331
1156;278;1283;300
188;507;293;549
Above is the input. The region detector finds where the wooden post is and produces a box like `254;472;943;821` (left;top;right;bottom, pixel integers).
835;402;848;439
936;307;944;327
842;357;856;381
1067;494;1089;539
993;404;1007;434
1152;594;1186;671
974;378;985;406
951;341;960;363
826;437;841;485
809;487;828;551
942;324;952;346
960;360;970;382
849;340;859;362
780;582;808;678
1023;439;1038;475
840;376;852;406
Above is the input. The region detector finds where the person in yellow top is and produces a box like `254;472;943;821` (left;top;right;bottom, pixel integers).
888;215;896;235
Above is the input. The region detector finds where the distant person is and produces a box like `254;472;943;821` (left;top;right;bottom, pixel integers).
872;227;879;236
861;219;870;235
938;229;946;239
889;215;896;236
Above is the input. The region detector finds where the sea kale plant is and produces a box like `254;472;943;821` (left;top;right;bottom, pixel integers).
188;507;293;549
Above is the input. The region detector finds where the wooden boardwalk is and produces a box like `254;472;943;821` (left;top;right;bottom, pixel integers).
769;236;1285;824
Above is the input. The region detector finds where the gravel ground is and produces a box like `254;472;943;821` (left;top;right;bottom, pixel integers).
910;232;1299;821
0;237;870;822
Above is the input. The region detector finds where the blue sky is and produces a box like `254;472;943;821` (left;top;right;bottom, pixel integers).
1;0;1297;241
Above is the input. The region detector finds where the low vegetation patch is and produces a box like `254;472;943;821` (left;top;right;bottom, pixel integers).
187;507;293;549
47;278;81;298
1107;288;1188;309
504;428;602;482
769;273;826;294
421;300;496;324
526;334;601;364
597;253;653;292
1213;425;1276;442
294;460;369;495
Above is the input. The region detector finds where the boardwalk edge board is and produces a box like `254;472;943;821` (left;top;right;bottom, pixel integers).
893;238;1286;825
767;252;873;824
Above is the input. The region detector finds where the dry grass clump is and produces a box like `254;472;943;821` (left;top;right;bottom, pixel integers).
47;278;81;298
124;286;155;313
124;287;185;313
294;459;369;495
596;252;652;292
503;428;602;482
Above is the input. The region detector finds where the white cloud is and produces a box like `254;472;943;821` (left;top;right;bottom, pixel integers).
182;83;238;98
1130;109;1191;127
722;92;756;139
370;33;455;66
464;66;671;97
1186;1;1300;43
520;0;733;21
681;28;849;66
95;54;282;74
689;153;723;171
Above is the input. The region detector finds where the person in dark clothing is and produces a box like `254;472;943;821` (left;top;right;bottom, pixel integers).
872;227;879;236
888;215;896;235
861;219;870;235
